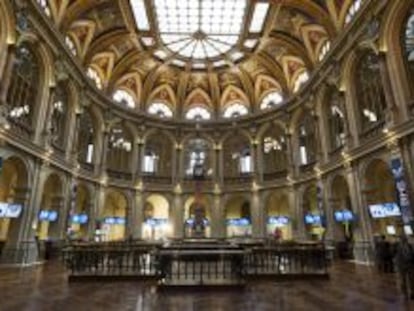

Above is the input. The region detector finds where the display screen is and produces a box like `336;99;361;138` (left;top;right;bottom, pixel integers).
369;203;401;218
0;202;8;217
268;216;289;226
226;218;251;226
8;204;23;218
185;218;209;226
304;214;321;225
145;218;168;227
48;210;58;222
404;225;413;236
72;213;89;224
39;210;58;222
334;210;354;222
386;225;396;235
104;217;125;225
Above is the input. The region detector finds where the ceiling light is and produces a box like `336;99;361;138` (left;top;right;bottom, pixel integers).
249;2;269;33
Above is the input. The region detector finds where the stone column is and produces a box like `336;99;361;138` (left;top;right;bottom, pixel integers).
97;129;109;176
129;189;144;239
0;45;16;105
251;189;264;238
344;162;372;262
48;194;65;239
87;186;98;240
290;185;305;240
91;184;106;240
172;187;184;239
210;192;223;238
321;177;334;243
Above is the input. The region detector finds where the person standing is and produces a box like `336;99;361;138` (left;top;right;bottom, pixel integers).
395;234;414;299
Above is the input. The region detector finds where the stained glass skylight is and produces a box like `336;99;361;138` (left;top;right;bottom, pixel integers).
153;0;247;60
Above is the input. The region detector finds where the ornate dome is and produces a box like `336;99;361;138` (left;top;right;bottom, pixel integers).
53;0;361;121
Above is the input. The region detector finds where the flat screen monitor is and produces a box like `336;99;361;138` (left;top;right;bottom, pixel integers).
78;214;88;224
268;216;289;226
39;210;49;221
48;211;58;222
115;217;126;225
404;225;413;236
5;203;22;218
0;202;8;217
386;225;396;235
369;203;401;218
343;210;354;221
305;214;315;225
334;211;344;222
104;217;116;225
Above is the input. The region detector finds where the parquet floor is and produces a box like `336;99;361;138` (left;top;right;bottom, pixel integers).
0;261;412;311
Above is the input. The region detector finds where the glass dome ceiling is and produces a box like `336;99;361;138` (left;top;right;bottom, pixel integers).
154;0;246;59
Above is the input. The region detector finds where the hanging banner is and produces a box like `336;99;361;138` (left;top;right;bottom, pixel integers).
390;157;413;226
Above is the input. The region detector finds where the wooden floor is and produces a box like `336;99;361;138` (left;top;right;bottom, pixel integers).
0;261;412;311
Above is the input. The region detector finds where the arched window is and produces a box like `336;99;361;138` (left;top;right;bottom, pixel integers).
77;112;95;167
6;44;39;138
223;103;248;118
260;92;283;110
113;90;135;108
355;51;387;135
345;0;363;25
298;115;317;166
293;71;309;93
147;102;173;118
87;67;103;89
184;138;211;177
142;133;173;178
50;84;68;151
404;11;414;83
37;0;51;17
185;106;211;121
263;126;287;178
318;40;331;61
142;150;158;174
223;135;252;180
65;36;77;56
107;126;133;175
326;88;346;151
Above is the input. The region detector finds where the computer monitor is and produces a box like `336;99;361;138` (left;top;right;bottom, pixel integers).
5;203;23;218
404;225;413;236
386;225;396;235
334;211;344;222
48;211;58;222
39;210;49;221
0;202;8;217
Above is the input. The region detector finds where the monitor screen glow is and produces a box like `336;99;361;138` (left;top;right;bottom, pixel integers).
0;202;7;217
369;203;401;218
386;225;396;235
4;203;23;218
48;211;58;222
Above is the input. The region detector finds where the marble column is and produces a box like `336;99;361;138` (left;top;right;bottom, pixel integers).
172;189;184;238
129;189;144;239
251;189;265;238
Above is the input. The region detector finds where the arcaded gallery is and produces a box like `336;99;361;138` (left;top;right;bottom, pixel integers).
1;0;414;309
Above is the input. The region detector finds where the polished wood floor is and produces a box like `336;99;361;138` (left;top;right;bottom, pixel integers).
0;261;412;311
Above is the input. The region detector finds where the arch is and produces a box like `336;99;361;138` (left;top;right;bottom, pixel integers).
113;71;142;107
36;172;65;240
184;88;213;109
220;85;250;110
224;194;252;238
0;155;31;244
255;74;282;104
142;194;172;240
379;0;414;112
147;84;177;112
183;194;212;238
102;189;129;241
265;190;292;239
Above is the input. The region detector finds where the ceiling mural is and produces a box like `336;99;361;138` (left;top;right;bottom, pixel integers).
37;0;360;117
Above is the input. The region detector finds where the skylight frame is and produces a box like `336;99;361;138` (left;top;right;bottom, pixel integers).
130;0;150;31
152;0;248;60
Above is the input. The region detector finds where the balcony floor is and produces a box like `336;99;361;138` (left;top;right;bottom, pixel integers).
0;261;411;311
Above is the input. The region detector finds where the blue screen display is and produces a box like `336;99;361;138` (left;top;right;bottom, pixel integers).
48;211;58;222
